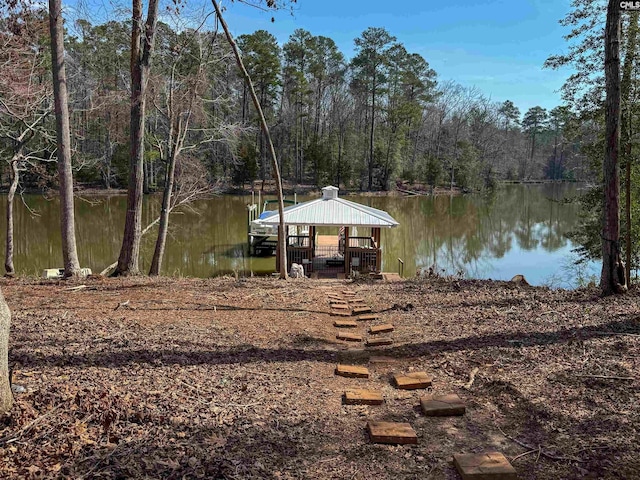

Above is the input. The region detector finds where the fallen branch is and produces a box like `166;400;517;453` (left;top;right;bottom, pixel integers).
464;367;479;389
242;368;310;381
593;331;640;338
62;285;87;292
0;405;61;446
497;426;584;463
576;374;634;381
114;300;135;311
511;448;539;463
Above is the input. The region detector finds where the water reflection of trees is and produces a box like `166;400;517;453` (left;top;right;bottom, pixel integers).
374;184;582;278
0;185;583;278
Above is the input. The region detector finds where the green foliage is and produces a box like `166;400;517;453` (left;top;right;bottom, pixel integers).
111;144;131;187
422;155;442;187
232;141;259;187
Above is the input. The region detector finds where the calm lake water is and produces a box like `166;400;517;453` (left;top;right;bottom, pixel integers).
0;184;599;287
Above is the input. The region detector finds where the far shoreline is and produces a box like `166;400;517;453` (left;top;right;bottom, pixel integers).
0;179;581;198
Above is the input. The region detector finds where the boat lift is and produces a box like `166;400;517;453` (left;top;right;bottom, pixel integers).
247;192;299;256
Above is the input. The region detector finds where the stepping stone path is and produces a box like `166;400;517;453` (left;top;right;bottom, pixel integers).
335;364;369;378
343;389;384;405
394;372;433;389
420;393;466;416
367;421;418;445
324;286;512;479
453;452;517;479
369;323;394;334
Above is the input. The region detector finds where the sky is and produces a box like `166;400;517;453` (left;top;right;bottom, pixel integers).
70;0;576;115
219;0;575;115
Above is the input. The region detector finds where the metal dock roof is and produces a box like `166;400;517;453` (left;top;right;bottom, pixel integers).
256;186;399;228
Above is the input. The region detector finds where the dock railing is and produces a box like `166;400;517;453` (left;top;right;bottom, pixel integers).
346;236;379;274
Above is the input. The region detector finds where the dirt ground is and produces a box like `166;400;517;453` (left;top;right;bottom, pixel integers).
0;276;638;479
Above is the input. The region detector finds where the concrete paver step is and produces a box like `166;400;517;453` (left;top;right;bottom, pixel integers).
367;421;418;445
369;323;395;334
337;332;363;342
335;364;369;378
452;452;517;479
352;306;372;315
394;372;433;389
366;337;393;347
420;393;465;416
331;303;350;310
334;319;358;328
344;389;384;405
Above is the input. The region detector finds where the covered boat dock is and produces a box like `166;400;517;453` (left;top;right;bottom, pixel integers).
253;186;399;277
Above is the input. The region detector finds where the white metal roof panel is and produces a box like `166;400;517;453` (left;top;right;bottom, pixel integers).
257;196;399;228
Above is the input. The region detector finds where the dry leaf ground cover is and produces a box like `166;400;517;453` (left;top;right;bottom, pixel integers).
0;276;639;479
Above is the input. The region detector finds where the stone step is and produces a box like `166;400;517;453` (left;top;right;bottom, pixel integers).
331;303;350;310
453;452;517;479
334;319;358;328
366;337;393;347
335;364;369;378
369;323;395;334
420;393;465;416
343;389;384;405
329;299;348;305
342;290;356;296
336;332;363;342
331;310;352;317
348;298;365;303
357;314;380;321
352;306;372;315
394;372;433;389
367;421;418;445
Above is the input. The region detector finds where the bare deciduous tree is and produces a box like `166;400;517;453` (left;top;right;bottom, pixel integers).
48;0;81;277
113;0;160;276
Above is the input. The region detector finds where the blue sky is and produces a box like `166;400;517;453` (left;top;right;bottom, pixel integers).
220;0;574;115
70;0;576;115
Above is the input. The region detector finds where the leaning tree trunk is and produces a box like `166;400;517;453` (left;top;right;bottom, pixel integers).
212;0;288;279
0;288;11;415
601;0;627;295
149;147;177;276
49;0;81;277
114;0;159;276
4;155;19;276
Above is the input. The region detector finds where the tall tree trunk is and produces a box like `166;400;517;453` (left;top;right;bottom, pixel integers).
368;82;375;190
48;0;81;278
149;85;182;276
621;11;638;284
114;0;159;276
0;288;11;415
601;0;627;295
4;156;19;277
212;0;288;279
